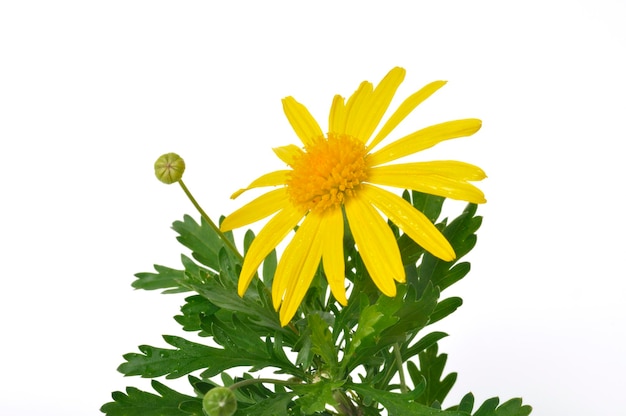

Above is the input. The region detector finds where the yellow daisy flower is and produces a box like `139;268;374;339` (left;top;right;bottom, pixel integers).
221;67;486;326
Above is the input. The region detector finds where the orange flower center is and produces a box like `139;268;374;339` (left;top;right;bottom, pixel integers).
286;133;368;212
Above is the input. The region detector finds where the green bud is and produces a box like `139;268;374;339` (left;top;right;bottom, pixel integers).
202;387;237;416
154;153;185;184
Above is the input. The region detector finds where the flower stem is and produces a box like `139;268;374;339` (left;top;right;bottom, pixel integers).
393;343;408;393
178;179;243;261
228;377;296;391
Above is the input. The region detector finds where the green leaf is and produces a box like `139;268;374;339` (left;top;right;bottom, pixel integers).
342;293;401;372
179;254;289;338
417;204;481;294
132;264;188;293
118;326;300;380
382;283;439;338
403;331;449;362
473;397;532;416
398;190;445;265
308;313;338;369
172;215;227;272
437;262;471;292
290;380;345;415
409;344;457;406
348;382;467;416
261;248;277;287
100;380;202;416
174;295;220;334
456;393;475;413
410;190;446;223
118;335;226;379
235;393;295;416
429;297;463;325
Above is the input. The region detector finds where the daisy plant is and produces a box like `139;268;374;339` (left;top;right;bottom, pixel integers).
102;68;531;416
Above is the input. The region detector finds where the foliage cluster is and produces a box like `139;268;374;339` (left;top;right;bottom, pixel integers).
101;191;531;416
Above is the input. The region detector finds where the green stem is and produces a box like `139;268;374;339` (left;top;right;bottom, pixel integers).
228;377;296;391
178;179;243;261
393;343;408;393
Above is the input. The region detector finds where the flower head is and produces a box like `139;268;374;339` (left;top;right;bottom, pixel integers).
154;153;185;184
221;67;486;326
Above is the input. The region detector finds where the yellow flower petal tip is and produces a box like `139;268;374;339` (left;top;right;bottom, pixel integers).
222;67;486;326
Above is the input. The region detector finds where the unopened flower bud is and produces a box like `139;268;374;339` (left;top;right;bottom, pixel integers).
154;153;185;184
202;387;237;416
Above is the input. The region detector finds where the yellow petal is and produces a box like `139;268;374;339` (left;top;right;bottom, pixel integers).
368;167;486;204
220;188;290;232
230;170;289;199
360;185;455;261
344;195;404;296
370;160;486;181
320;207;347;305
367;80;447;151
237;204;305;297
367;119;482;166
355;67;406;144
282;96;323;147
328;94;346;134
272;213;324;325
344;81;373;139
273;144;303;166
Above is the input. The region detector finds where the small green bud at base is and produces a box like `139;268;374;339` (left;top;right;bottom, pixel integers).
154;153;185;184
202;387;237;416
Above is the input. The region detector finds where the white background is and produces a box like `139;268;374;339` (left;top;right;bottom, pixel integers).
1;1;625;415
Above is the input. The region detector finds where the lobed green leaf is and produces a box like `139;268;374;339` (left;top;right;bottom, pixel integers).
100;380;201;416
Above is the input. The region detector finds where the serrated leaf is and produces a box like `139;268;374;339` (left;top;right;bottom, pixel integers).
429;297;463;325
262;248;277;287
174;295;220;334
418;204;481;294
437;262;471;292
307;313;338;369
290;380;345;415
456;392;475;413
342;294;401;371
132;264;188;293
383;283;439;338
212;315;266;353
118;335;225;379
348;382;467;416
235;393;295;416
172;215;226;272
409;344;457;406
473;397;532;416
410;190;446;223
100;380;201;416
403;331;449;362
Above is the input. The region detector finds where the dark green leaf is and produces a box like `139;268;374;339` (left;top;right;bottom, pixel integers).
174;295;219;334
429;297;463;325
118;335;225;379
172;215;226;272
473;397;532;416
409;344;457;406
308;313;338;369
262;249;277;287
418;204;481;294
411;190;446;223
457;393;475;413
437;262;471;292
100;380;201;416
235;393;295;416
348;382;467;416
132;264;188;293
403;331;449;362
290;380;345;415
